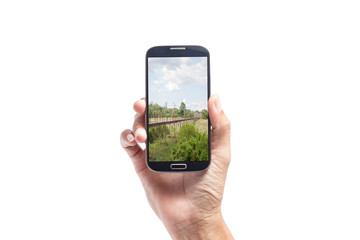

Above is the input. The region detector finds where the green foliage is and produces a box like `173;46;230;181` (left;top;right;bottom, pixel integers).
148;125;170;143
148;102;180;118
149;140;174;162
148;101;199;118
179;102;186;116
172;124;208;161
201;109;208;119
177;124;197;141
184;109;195;118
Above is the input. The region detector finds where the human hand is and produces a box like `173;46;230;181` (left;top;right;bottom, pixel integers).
120;95;233;240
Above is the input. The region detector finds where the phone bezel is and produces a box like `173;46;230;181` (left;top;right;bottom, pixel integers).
145;45;211;172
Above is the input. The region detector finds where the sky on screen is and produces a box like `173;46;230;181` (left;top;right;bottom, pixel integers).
148;57;207;111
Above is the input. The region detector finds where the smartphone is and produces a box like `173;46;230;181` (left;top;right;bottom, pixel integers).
145;45;211;172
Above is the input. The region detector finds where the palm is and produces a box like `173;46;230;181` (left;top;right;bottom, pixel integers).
138;148;228;230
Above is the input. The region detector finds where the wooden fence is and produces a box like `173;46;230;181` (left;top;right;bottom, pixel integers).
148;117;200;128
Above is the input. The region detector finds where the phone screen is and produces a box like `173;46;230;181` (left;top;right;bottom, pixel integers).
147;56;209;162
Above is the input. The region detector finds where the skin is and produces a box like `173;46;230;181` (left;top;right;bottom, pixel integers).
120;95;233;240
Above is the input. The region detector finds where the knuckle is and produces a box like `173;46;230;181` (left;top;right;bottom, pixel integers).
133;100;138;111
223;119;231;131
120;129;130;147
120;129;129;138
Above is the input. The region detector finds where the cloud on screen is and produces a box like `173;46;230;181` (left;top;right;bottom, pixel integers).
149;57;207;92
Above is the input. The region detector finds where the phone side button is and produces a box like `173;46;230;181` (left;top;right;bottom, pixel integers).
170;164;187;170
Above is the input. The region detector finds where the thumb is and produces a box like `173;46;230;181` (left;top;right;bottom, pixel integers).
208;95;231;165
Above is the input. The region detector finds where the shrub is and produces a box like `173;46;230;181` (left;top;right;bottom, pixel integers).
149;125;170;143
201;109;208;119
172;124;208;161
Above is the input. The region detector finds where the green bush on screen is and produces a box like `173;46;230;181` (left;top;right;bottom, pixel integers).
149;125;170;143
172;124;208;161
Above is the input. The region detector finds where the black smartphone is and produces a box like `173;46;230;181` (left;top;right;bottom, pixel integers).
145;45;211;172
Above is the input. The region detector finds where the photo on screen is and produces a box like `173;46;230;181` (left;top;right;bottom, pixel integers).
148;57;209;162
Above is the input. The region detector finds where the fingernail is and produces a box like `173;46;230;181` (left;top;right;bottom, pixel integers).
127;133;135;142
215;95;222;113
134;128;146;141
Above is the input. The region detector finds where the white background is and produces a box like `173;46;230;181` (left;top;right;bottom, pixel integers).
1;0;359;239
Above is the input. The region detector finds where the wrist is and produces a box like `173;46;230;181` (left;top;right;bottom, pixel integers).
168;212;233;240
